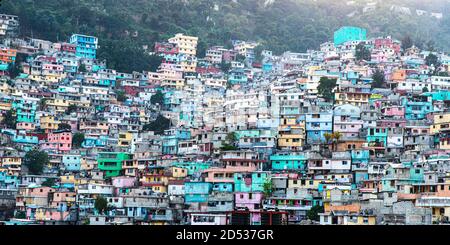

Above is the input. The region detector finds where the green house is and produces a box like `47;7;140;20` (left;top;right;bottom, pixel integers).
97;152;132;178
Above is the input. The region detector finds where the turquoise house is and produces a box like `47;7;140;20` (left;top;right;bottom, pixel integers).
269;154;306;171
171;162;211;176
234;172;267;192
212;183;234;192
366;127;388;146
228;69;248;84
184;182;212;203
403;96;433;120
333;26;367;46
69;34;98;59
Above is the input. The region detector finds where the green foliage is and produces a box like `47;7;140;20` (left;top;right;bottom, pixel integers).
1;0;449;63
371;69;386;89
66;104;78;115
307;205;324;221
2;109;16;129
226;132;237;144
401;35;413;50
263;178;273;197
98;40;163;73
150;90;164;105
72;132;85;149
15;211;26;219
78;63;87;72
422;86;429;93
58;123;72;131
24;150;49;175
115;90;127;102
220;144;238;151
317;77;337;102
355;42;371;61
42;178;56;187
8;53;27;79
94;196;108;215
143;115;171;135
220;61;231;73
425;53;439;67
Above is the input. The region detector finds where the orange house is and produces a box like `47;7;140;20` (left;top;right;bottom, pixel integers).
0;47;17;63
390;69;406;81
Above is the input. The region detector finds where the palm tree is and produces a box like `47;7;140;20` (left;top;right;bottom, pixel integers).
323;132;332;150
331;132;342;151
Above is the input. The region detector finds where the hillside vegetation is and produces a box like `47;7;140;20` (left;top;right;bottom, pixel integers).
1;0;449;72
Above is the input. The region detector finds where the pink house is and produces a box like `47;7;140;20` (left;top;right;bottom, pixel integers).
16;122;36;130
381;106;405;118
112;176;136;194
40;130;72;152
234;192;263;211
378;119;407;128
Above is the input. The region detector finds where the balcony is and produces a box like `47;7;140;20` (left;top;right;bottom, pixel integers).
416;197;450;207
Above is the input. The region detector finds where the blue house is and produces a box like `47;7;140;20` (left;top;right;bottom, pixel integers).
69;34;98;59
305;112;333;144
403;96;433;120
212;183;234;192
184;182;212;203
228;69;248;85
62;155;82;172
270;153;306;171
234;172;267;192
333;26;367;46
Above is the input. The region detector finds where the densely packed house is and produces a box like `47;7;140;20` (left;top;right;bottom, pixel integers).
1;17;450;225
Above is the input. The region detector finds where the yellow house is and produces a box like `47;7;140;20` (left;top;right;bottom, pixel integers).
288;178;321;190
430;113;450;134
40;115;60;131
278;117;305;149
118;132;133;147
1;156;21;175
60;175;76;185
168;33;198;57
0;81;10;94
170;166;188;178
46;99;70;113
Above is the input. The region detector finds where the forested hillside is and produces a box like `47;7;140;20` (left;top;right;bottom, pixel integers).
1;0;449;72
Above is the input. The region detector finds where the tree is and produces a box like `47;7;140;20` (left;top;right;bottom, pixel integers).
66;104;78;115
2;109;16;129
7;53;27;79
331;132;342;151
355;42;371;61
24;150;49;175
220;61;231;73
263;178;273;197
324;132;332;144
42;178;56;187
422;87;429;93
78;63;87;72
94;196;108;215
425;53;439;67
371;69;386;89
226;132;237;145
39;98;48;110
220;144;238;151
401;35;413;50
72;132;85;149
236;54;246;63
150;90;164;105
58;123;72;131
14;211;26;219
317;77;337;102
306;205;324;221
143;115;171;135
115;90;127;102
